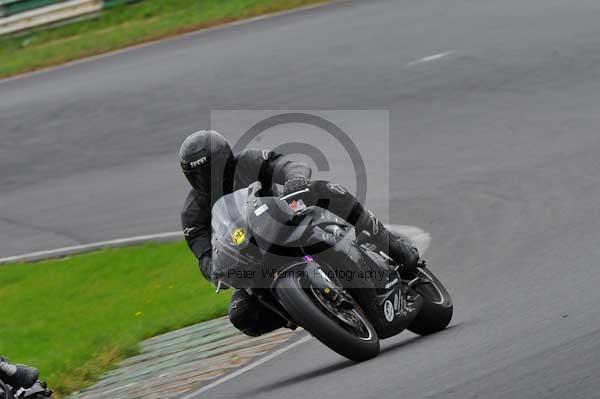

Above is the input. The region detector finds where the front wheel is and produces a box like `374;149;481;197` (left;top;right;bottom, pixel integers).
408;266;453;335
275;276;380;362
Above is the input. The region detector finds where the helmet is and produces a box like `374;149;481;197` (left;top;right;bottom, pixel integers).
179;130;235;198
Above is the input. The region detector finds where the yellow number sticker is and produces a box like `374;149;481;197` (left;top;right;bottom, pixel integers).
231;228;247;246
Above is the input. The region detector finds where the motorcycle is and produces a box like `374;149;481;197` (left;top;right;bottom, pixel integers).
212;181;453;361
0;380;53;399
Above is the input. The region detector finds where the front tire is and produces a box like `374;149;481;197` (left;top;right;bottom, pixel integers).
276;276;380;362
408;266;453;335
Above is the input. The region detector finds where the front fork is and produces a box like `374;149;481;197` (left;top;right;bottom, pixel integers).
270;258;355;317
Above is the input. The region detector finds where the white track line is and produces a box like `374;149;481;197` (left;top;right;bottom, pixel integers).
0;231;183;264
179;334;313;399
407;51;454;66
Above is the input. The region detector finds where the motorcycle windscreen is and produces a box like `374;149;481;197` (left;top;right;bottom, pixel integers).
247;196;302;252
211;189;250;247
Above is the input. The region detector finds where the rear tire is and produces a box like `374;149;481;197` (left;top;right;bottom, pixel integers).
408;267;453;335
276;276;380;362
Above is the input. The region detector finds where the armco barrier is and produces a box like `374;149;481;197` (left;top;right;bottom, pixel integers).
0;0;142;35
0;0;66;17
0;0;102;35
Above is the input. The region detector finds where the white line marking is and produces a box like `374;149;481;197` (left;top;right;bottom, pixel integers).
179;334;313;399
0;231;183;264
407;51;454;66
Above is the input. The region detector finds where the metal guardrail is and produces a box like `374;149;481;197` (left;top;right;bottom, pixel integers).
0;0;102;35
0;0;141;35
0;0;67;17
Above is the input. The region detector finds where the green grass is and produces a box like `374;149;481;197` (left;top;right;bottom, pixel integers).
0;0;328;79
0;241;231;397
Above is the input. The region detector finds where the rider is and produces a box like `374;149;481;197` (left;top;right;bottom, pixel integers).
0;357;39;389
180;130;420;337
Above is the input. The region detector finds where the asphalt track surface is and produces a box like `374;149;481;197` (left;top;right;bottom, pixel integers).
2;0;600;397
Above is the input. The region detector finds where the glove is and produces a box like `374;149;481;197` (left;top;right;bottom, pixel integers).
200;258;215;283
283;177;310;197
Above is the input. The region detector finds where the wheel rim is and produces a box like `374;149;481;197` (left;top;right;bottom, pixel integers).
414;268;448;305
307;283;374;341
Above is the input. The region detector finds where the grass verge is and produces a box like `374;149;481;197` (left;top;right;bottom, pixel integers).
0;241;231;397
0;0;329;79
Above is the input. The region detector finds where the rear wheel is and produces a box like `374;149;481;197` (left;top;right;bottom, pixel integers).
408;266;453;335
276;276;380;362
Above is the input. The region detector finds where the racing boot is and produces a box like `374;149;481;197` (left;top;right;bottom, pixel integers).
0;358;39;389
356;210;420;277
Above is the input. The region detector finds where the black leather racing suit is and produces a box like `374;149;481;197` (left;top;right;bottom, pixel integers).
0;357;39;389
181;149;372;337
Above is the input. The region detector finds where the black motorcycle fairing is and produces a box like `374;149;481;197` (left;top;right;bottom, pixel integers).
212;183;352;265
211;184;326;288
0;380;52;399
311;235;424;339
248;196;352;254
22;382;51;398
373;285;423;339
211;188;250;248
211;184;427;341
247;196;308;250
